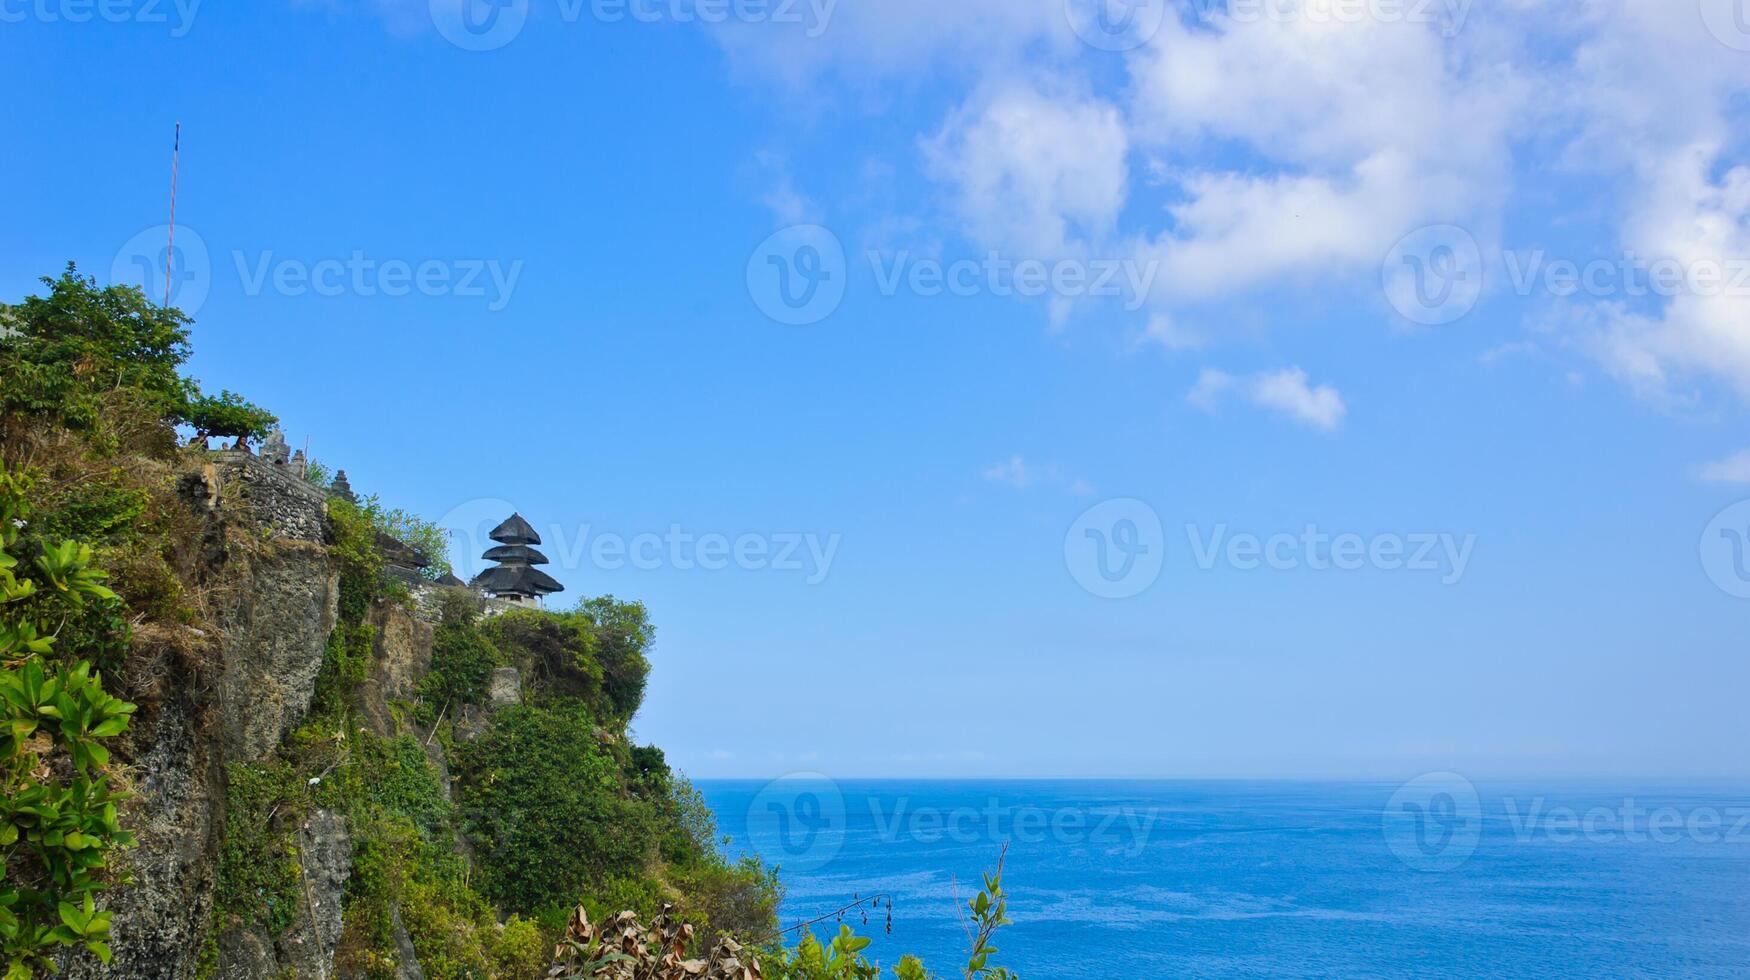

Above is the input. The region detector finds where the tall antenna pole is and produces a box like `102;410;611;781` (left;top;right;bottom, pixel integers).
165;122;181;306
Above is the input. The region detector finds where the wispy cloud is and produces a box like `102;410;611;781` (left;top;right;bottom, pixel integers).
1136;313;1205;353
1189;367;1347;432
1698;449;1750;485
981;455;1095;494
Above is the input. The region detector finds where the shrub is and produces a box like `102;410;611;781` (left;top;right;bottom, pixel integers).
212;763;305;936
417;613;499;724
456;704;657;914
489;915;545;978
573;597;653;723
183;390;277;444
483;598;652;725
0;466;137;975
382;509;453;582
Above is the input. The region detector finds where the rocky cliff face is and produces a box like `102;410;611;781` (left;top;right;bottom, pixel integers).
53;448;545;980
214;808;352;980
69;455;343;980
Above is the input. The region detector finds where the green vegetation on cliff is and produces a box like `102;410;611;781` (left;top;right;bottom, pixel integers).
1;269;1014;979
0;472;137;977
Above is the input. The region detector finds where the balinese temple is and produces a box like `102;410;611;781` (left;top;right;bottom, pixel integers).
469;514;564;607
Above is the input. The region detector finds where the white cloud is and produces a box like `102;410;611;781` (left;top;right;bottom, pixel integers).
1561;147;1750;401
752;151;819;225
1530;0;1750;400
1126;12;1523;301
1479;340;1540;366
924;85;1129;258
1187;368;1236;413
1698;449;1750;486
980;455;1093;493
1251;367;1348;432
345;0;1750;408
981;454;1035;489
1189;367;1347;432
1137;312;1205;352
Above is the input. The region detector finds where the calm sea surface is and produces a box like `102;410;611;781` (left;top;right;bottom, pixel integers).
698;780;1750;978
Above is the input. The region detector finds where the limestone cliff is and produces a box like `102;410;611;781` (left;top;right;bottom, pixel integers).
69;453;348;979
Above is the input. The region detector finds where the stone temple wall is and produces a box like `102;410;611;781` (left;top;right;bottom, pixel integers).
208;448;329;543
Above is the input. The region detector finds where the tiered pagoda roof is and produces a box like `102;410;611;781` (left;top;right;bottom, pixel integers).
469;513;563;600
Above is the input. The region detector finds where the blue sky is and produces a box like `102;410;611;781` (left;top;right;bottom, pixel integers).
3;0;1748;780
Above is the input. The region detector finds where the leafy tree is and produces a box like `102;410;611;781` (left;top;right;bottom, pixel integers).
0;267;274;451
0;466;137;977
456;703;657;913
183;390;277;444
574;597;653;723
0;267;194;434
417;610;499;721
383;508;453;582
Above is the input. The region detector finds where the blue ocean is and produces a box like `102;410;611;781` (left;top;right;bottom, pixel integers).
699;780;1750;978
